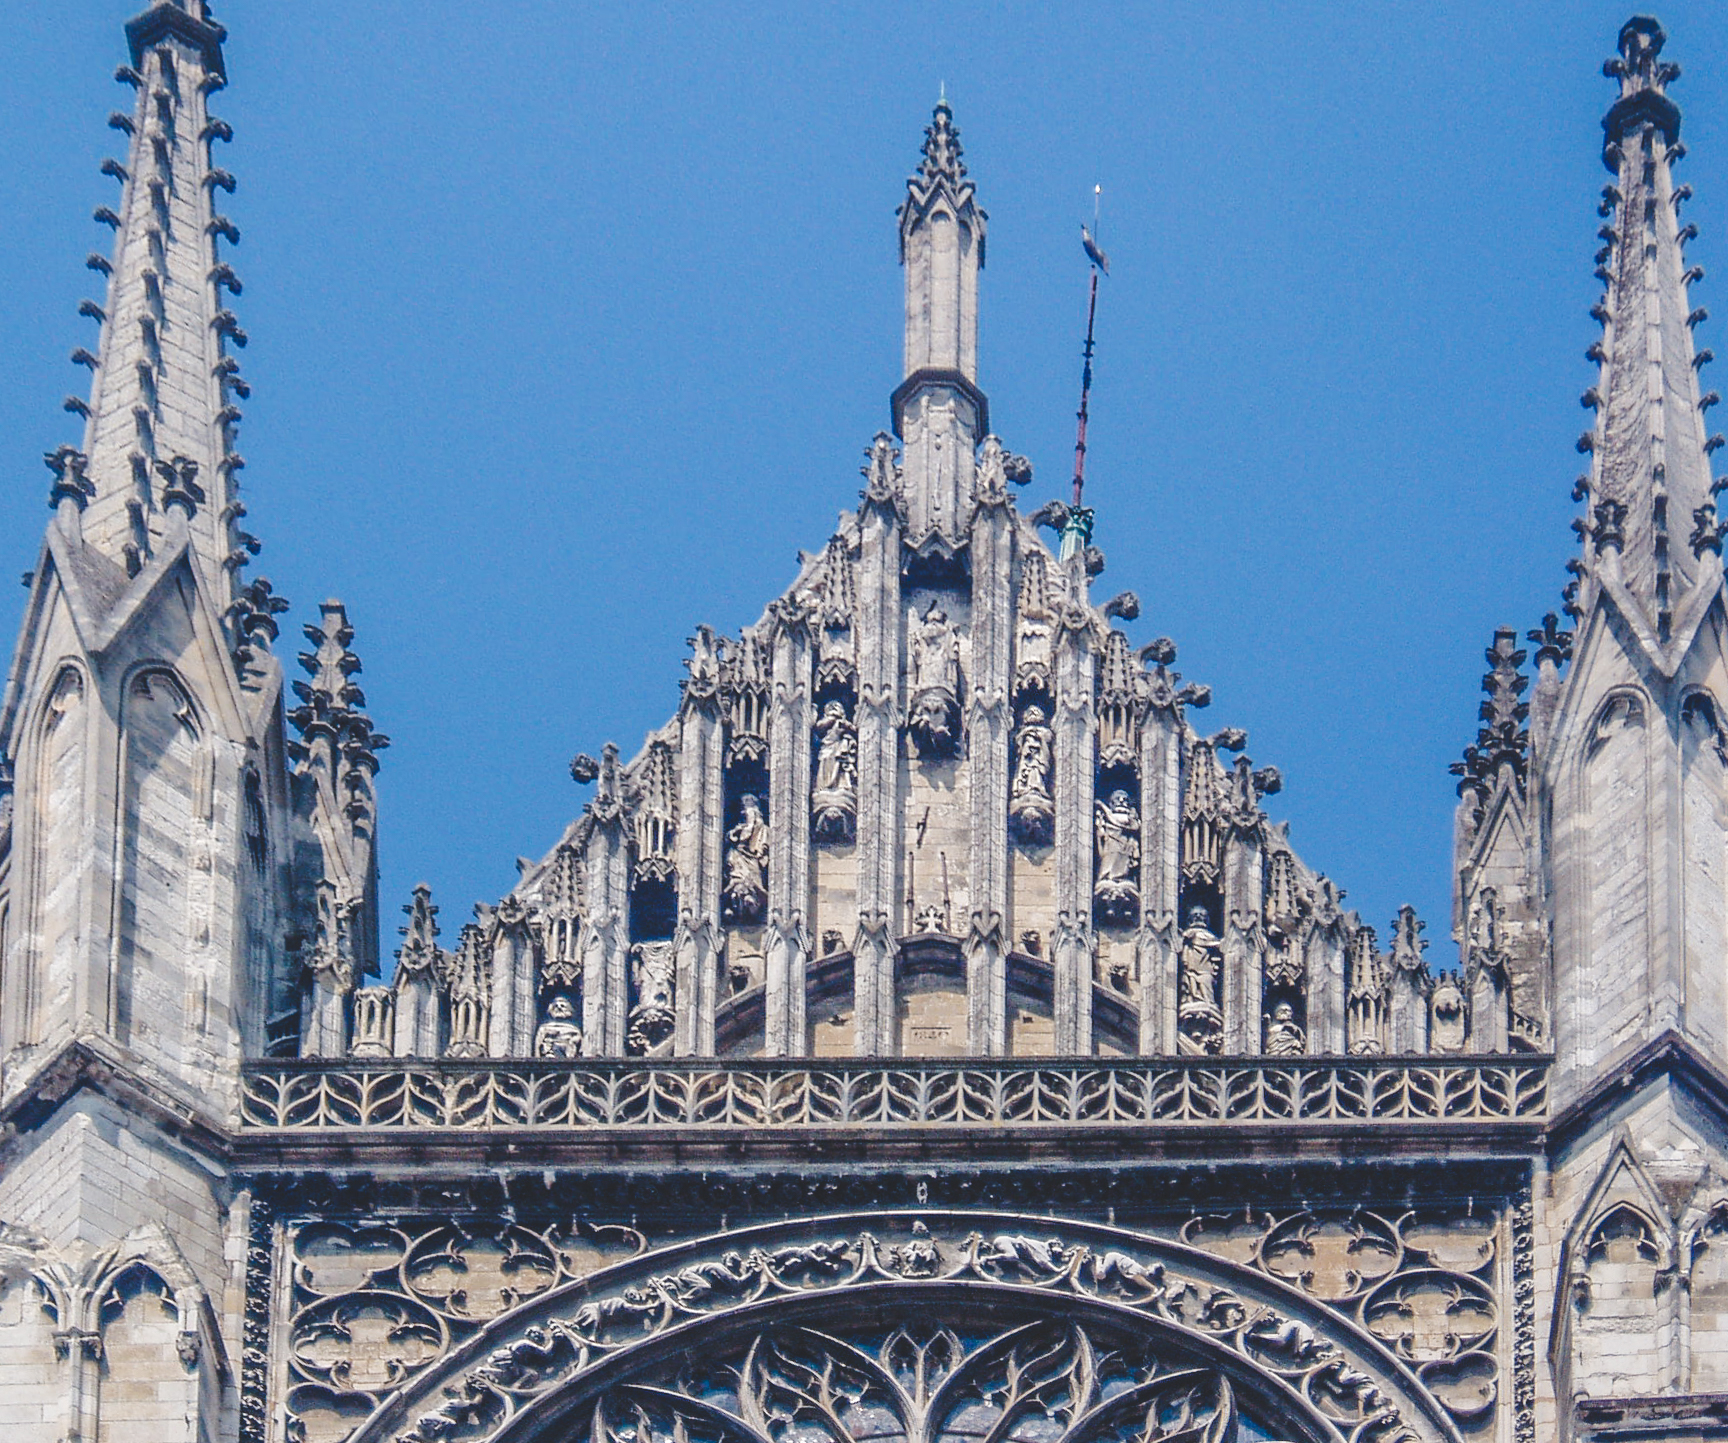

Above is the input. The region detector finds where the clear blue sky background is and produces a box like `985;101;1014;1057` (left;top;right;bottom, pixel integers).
4;2;1728;969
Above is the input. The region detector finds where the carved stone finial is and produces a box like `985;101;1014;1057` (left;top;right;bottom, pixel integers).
861;432;901;509
1603;18;1681;170
155;454;204;517
1526;611;1575;667
43;445;93;513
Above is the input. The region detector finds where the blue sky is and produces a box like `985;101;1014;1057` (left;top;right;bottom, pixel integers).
4;2;1728;967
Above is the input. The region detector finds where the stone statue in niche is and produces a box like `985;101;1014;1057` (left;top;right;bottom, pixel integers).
1430;974;1467;1053
627;941;676;1054
1177;906;1224;1056
811;701;859;841
1009;705;1055;843
907;601;961;757
535;995;584;1058
723;794;769;923
1264;1001;1306;1056
1092;790;1141;925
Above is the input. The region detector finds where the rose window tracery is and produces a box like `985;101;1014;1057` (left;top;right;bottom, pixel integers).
580;1313;1259;1443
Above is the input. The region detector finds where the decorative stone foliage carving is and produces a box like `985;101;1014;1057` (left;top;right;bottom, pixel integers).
280;1216;645;1443
342;1209;1495;1443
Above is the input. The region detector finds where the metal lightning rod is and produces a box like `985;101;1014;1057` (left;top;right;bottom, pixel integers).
1062;186;1109;562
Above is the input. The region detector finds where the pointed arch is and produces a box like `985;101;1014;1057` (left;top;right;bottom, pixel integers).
1680;687;1728;1054
1686;1196;1728;1392
1553;1135;1676;1406
1579;687;1652;1059
114;666;206;1059
10;663;90;1051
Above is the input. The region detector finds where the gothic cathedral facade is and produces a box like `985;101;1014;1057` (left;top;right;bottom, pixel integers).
0;6;1724;1443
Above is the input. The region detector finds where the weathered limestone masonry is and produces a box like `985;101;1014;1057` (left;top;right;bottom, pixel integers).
0;6;1723;1443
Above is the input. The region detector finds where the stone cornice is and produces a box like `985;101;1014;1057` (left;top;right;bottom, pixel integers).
0;1035;232;1166
1547;1028;1728;1155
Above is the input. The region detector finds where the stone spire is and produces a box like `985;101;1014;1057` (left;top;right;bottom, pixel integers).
894;96;988;546
288;601;388;1017
1573;16;1720;641
67;0;248;599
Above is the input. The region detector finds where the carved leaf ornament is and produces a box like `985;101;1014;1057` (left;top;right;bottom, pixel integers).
292;1212;1486;1443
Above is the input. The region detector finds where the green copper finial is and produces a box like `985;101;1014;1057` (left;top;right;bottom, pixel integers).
938;80;948;107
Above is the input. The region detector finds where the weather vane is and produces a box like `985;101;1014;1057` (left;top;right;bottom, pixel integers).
1062;185;1109;562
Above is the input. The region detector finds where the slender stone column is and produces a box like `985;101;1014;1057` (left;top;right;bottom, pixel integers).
581;745;630;1056
966;465;1012;1053
674;632;726;1055
853;440;903;1054
486;901;536;1056
1304;887;1348;1054
1222;820;1265;1054
1136;697;1183;1054
765;606;813;1054
1052;607;1096;1053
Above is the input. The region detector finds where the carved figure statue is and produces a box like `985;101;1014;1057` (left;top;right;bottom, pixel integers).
1009;705;1055;843
910;602;958;695
535;995;584;1058
1179;908;1222;1007
1430;974;1468;1053
1092;790;1141;925
723;794;770;922
1264;1000;1306;1056
811;701;859;841
627;941;676;1054
1177;906;1224;1056
907;601;961;757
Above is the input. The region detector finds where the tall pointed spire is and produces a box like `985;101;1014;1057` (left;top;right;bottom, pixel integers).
894;96;988;545
1573;16;1720;641
66;0;248;599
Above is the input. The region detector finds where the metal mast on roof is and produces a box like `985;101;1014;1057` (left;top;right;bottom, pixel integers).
1061;186;1109;562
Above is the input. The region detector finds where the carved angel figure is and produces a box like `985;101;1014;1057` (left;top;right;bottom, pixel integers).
1092;790;1141;924
810;701;858;841
722;794;770;922
535;994;584;1058
1264;1000;1306;1056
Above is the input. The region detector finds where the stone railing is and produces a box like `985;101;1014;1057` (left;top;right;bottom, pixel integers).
237;1055;1549;1132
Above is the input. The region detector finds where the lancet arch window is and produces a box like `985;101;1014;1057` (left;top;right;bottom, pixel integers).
17;663;88;1047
